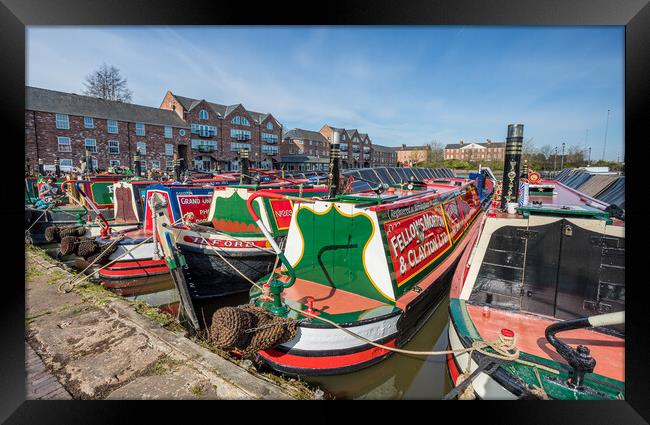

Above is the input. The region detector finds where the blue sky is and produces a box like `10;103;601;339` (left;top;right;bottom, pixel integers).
27;26;624;160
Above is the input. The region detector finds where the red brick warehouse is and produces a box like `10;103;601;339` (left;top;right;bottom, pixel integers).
25;87;191;174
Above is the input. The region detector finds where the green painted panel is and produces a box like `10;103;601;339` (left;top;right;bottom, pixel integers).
292;205;393;304
90;182;115;206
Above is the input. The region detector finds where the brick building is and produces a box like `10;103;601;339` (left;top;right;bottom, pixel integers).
160;91;283;171
319;124;374;169
25;86;190;173
280;128;330;171
395;144;431;166
372;144;398;167
444;140;505;162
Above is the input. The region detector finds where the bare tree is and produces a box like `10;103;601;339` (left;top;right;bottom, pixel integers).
427;140;445;163
83;63;133;102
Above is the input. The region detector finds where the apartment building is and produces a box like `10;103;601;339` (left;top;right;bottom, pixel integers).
444;140;505;162
160;91;283;171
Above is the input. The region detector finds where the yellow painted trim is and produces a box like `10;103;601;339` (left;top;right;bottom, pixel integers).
291;202;395;302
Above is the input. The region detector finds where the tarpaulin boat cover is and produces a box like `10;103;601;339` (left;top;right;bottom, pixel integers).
576;175;618;197
595;176;625;209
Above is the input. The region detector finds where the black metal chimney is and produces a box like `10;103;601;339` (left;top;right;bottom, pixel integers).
173;153;182;181
500;124;524;208
240;148;251;184
54;157;60;177
134;150;142;178
328;130;341;198
85;150;94;175
38;158;44;176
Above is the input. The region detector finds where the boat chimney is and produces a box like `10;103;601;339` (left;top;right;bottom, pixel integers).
327;130;341;198
54;157;60;178
500;124;524;208
38;158;44;176
173;152;182;182
85;149;94;175
522;159;529;179
240;148;251;184
134;149;142;178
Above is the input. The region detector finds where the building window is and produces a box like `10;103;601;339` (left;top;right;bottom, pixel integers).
59;159;73;169
230;116;250;126
109;160;120;167
57;137;71;152
199;110;209;120
165;143;174;156
230;129;251;140
137;141;146;154
139;160;147;171
84;138;97;153
164;126;173;139
261;145;279;155
151;161;161;170
191;139;217;152
108;140;120;154
266;122;273;130
166;159;173;170
261;133;278;143
135;122;145;136
55;114;69;129
230;142;252;152
107;120;118;134
84;116;94;128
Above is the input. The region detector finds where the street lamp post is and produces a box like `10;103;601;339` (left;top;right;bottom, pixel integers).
588;147;591;166
553;147;558;172
560;142;565;169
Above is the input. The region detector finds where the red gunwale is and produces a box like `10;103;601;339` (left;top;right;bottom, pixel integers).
259;338;396;370
102;259;167;270
98;265;168;278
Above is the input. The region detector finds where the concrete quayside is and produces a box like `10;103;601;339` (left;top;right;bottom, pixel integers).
25;246;319;400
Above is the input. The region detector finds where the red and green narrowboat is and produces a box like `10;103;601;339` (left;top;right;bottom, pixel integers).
248;176;489;376
154;183;329;299
446;177;625;399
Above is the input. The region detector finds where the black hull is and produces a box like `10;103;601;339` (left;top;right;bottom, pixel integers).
177;242;276;299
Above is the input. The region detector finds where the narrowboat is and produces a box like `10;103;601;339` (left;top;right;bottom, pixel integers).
25;175;135;244
152;182;329;299
246;173;491;375
96;183;216;279
446;125;625;400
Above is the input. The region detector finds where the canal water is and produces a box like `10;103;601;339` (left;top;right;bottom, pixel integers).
42;244;454;399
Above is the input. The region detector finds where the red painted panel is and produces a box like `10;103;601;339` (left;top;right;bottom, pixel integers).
259;338;396;370
384;205;452;286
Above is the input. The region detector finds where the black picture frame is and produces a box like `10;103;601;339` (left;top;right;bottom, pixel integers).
1;0;648;423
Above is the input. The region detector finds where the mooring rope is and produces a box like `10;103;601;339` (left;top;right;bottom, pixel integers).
24;202;58;235
201;235;559;400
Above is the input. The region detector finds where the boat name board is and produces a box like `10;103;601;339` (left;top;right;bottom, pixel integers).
177;194;213;221
182;235;269;248
384;205;452;286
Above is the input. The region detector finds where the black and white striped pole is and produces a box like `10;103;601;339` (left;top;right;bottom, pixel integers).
240;148;251;185
500;124;524;209
328;130;341;199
